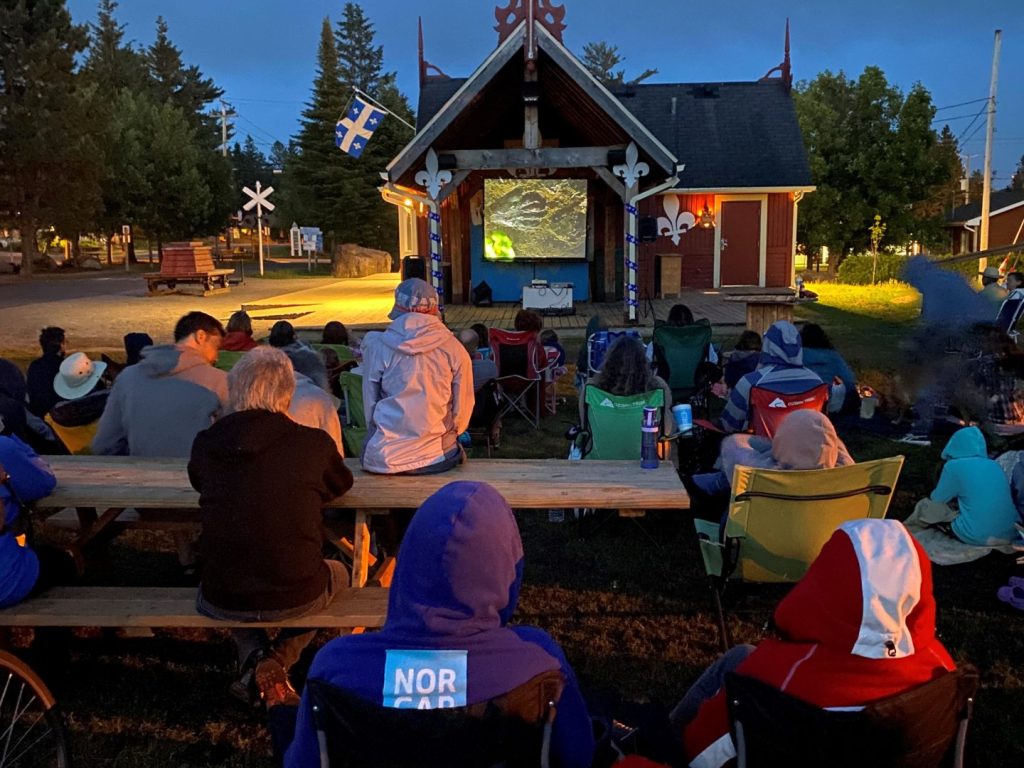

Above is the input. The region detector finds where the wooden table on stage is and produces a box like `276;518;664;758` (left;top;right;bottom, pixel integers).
42;456;687;588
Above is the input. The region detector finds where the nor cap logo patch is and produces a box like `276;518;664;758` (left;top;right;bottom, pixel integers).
383;649;467;710
768;397;787;408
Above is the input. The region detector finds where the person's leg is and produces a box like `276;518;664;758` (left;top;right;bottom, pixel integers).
267;561;349;671
266;701;300;767
668;644;756;729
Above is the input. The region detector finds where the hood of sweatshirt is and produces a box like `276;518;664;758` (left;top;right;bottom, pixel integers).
940;425;988;461
136;344;213;378
773;519;939;660
380;313;454;356
385;481;525;639
198;410;297;459
759;321;804;367
771;410;843;469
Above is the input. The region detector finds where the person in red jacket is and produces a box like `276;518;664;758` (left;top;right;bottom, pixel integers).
676;518;956;768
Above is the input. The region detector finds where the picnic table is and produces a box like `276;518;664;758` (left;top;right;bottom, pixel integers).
42;456;687;588
721;287;817;335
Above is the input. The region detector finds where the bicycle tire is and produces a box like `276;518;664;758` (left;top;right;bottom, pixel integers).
0;650;71;767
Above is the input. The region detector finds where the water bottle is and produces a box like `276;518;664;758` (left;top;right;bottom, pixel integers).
641;406;660;469
795;276;805;298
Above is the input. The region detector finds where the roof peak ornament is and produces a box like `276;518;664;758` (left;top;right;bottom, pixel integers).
495;0;566;44
760;18;792;91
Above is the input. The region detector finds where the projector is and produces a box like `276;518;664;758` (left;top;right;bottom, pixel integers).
530;279;549;287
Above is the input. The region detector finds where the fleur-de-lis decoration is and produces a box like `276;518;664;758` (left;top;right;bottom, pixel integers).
612;142;649;190
657;195;697;245
415;148;453;201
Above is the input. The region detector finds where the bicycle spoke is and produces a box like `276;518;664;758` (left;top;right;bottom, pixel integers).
5;721;58;767
3;709;46;766
0;687;39;747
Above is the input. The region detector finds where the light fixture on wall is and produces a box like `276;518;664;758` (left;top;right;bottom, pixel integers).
699;203;716;229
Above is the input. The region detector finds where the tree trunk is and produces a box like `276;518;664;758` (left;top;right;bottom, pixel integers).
106;234;113;265
19;220;35;276
71;233;82;265
157;236;163;264
127;224;138;264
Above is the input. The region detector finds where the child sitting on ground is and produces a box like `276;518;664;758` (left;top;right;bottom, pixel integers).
906;425;1020;546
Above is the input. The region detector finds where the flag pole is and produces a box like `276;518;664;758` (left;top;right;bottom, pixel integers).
352;87;417;133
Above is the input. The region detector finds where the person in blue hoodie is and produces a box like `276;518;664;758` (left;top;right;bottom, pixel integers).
720;321;823;433
910;426;1020;546
280;481;595;768
0;435;68;608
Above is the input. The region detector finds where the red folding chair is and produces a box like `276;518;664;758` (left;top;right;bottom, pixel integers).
489;329;553;429
750;383;829;439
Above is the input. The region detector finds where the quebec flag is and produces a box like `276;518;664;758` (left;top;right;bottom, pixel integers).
335;96;386;158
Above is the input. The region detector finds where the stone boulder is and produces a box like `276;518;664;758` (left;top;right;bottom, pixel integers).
79;257;104;270
331;243;393;278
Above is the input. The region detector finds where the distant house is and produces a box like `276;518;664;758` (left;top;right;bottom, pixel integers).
945;189;1024;255
381;3;813;318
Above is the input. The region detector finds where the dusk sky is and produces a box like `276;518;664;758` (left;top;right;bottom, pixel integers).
67;0;1024;183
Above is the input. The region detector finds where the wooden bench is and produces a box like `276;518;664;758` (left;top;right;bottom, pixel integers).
0;586;389;629
143;241;233;296
42;456;687;588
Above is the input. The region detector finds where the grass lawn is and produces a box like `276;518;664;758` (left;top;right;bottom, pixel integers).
19;281;1024;766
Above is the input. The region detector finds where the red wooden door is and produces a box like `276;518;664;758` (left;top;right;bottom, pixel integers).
720;201;761;286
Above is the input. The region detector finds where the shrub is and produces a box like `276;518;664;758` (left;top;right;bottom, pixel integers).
836;252;909;284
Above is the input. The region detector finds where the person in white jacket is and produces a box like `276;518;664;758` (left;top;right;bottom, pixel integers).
361;279;473;474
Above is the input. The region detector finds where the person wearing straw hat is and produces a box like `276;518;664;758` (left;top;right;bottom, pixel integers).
979;265;1007;308
49;353;110;429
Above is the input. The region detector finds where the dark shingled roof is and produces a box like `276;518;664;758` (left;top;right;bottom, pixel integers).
947;189;1024;223
416;77;812;190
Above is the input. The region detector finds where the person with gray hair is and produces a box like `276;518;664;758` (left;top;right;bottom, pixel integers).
189;346;353;708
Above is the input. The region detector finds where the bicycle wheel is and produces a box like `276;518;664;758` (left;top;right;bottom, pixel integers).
0;651;71;767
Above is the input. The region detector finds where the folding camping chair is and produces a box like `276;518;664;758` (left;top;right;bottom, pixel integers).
748;383;829;439
995;294;1024;341
693;456;904;650
572;385;665;461
585;330;644;378
651;321;713;405
727;666;978;768
305;670;564;768
570;385;666;537
489;329;553;429
338;371;368;457
43;414;97;455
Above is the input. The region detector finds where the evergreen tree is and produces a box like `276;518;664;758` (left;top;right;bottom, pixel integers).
81;0;147;93
289;18;353;246
1011;155;1024;192
231;135;275;209
144;16;233;239
581;41;657;88
0;0;97;274
82;0;149;262
333;2;415;253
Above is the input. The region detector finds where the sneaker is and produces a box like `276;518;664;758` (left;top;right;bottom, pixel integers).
255;658;300;709
229;668;260;709
898;433;931;446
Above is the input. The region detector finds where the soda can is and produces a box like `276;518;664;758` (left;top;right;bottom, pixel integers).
642;405;659;429
672;403;693;432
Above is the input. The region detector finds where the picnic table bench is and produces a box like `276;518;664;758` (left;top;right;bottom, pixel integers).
143;241;233;296
0;586;388;629
41;456;687;588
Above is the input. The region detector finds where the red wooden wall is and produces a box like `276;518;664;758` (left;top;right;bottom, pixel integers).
765;193;794;287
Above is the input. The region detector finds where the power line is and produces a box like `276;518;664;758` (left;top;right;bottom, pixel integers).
934;97;989;111
955;104;988;145
231;97;306;105
233;111;286;147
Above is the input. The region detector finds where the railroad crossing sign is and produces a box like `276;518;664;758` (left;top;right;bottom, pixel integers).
242;181;274;275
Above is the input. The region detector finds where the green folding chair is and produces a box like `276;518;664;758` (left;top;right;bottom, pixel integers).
311;343;357;364
652;321;713;405
694;456;904;650
339;371;368;457
574;384;665;460
215;350;246;371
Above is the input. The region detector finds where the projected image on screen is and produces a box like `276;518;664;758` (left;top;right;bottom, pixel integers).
483;178;587;261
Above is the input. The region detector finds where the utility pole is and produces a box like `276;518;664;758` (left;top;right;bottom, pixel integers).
220;100;233;157
979;29;1001;269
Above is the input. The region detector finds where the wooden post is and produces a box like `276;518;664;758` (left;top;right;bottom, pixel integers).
979;29;1002;266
